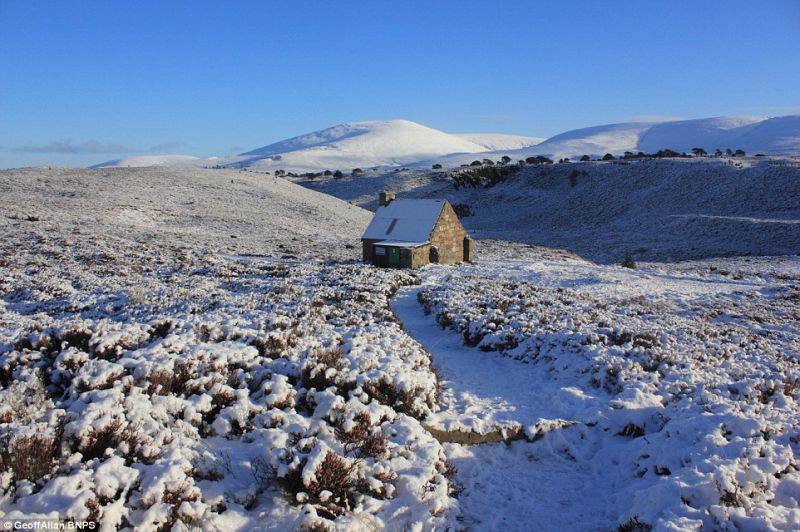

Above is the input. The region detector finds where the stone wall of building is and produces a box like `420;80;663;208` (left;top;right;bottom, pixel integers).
362;239;381;263
429;202;470;264
362;200;473;267
410;244;431;268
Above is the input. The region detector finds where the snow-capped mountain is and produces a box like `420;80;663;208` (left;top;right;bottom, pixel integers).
232;119;534;172
90;115;800;171
454;133;545;151
92;154;204;168
512;115;800;161
89;120;543;172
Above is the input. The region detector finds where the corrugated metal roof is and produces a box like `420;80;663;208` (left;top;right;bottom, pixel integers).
362;199;445;242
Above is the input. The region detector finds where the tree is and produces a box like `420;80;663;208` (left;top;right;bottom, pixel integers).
351;168;364;176
525;156;553;165
734;149;746;157
482;159;495;166
470;160;482;166
691;147;707;157
621;254;636;269
432;163;442;169
500;155;512;165
602;153;615;161
333;170;344;178
323;169;333;176
725;148;733;156
580;154;591;162
714;149;722;157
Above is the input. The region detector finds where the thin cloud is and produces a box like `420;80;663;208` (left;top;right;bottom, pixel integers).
14;140;133;154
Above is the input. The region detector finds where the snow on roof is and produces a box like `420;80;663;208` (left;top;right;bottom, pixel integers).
362;199;445;242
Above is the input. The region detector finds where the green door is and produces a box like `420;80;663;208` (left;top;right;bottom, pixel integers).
387;247;400;268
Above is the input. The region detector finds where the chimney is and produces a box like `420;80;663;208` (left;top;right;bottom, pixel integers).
379;191;396;207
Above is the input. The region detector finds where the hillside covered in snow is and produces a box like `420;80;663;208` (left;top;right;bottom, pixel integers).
435;115;800;167
299;157;800;263
91;115;800;173
1;164;798;530
231;120;509;173
0;166;371;259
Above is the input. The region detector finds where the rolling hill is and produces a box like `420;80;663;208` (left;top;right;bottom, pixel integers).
231;119;541;173
0;166;371;258
90;115;800;172
438;115;800;165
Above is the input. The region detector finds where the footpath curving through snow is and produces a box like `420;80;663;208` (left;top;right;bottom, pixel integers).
390;254;800;530
391;284;616;530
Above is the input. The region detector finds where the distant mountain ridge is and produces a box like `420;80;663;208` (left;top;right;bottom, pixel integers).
537;115;800;158
92;115;800;171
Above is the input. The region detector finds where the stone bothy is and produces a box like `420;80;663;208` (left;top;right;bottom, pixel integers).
361;193;474;269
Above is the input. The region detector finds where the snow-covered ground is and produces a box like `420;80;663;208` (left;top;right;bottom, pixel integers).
2;165;799;530
0;166;371;259
393;251;800;530
299;157;800;263
0;230;457;530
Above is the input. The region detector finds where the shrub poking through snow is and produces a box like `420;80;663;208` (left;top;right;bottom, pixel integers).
0;232;455;529
336;412;388;459
0;433;58;482
621;254;636;269
417;266;800;529
618;516;652;532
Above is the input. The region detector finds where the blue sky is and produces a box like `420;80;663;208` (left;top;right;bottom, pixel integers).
2;0;799;168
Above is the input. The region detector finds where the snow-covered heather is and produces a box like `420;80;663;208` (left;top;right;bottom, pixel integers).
0;230;462;530
401;254;800;530
3;162;799;530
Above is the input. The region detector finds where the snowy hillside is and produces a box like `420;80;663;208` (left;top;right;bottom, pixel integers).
2;165;799;530
454;133;544;151
0;166;371;258
299;157;800;263
230;119;497;173
439;115;800;164
89;115;800;172
91;154;204;168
